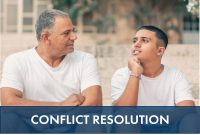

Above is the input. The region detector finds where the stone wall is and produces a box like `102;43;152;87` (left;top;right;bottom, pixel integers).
0;44;199;106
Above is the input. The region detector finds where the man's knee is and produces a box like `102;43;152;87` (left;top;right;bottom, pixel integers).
179;113;199;133
2;113;30;133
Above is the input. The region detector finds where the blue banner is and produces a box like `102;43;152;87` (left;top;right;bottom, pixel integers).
1;106;199;133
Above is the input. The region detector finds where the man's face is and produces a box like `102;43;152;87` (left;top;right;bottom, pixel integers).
131;29;159;62
48;17;77;57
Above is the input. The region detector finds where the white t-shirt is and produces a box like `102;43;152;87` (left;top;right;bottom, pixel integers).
111;65;194;106
0;47;101;102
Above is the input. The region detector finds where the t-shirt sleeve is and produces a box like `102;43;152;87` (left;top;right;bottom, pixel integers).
80;55;101;92
111;69;128;103
0;55;24;92
174;71;194;104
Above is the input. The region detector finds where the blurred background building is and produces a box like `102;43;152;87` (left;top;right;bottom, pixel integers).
0;0;199;105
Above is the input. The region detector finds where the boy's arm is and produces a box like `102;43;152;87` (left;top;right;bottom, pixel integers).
113;57;143;106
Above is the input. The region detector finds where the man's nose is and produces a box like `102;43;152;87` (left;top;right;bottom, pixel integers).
70;32;77;40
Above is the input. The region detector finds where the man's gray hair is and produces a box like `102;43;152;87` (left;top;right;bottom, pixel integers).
35;9;69;41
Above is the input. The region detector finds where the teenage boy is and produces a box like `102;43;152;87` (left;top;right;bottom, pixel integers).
111;26;198;133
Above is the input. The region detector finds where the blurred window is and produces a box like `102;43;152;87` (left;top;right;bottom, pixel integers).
37;5;48;17
0;0;51;34
7;5;18;25
183;14;199;32
1;0;4;13
23;0;48;33
7;4;18;33
83;12;93;26
23;18;33;25
23;0;33;12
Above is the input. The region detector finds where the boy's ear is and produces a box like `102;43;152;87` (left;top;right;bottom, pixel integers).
157;47;165;56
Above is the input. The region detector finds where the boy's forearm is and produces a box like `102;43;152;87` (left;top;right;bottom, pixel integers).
114;76;140;106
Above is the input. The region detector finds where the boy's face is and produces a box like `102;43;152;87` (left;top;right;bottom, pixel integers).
131;29;160;62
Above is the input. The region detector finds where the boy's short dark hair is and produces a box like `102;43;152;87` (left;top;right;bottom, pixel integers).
137;26;168;49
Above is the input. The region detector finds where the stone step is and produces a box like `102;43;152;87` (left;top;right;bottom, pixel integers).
75;44;199;58
97;56;199;71
1;45;198;70
2;44;197;60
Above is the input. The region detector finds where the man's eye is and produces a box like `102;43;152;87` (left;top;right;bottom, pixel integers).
133;40;137;43
65;33;69;35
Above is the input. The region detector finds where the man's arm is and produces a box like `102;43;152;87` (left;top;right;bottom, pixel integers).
1;87;85;117
1;88;60;106
113;57;143;106
80;85;102;106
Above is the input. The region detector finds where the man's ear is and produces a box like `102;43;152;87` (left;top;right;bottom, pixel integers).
41;32;51;45
157;47;165;56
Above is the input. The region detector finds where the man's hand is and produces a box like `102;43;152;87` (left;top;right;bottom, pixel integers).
128;57;143;76
60;94;85;106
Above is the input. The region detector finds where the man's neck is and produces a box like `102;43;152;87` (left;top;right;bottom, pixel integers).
36;45;65;67
141;60;163;78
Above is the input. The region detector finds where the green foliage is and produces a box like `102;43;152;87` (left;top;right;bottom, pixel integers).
51;0;197;36
187;0;199;17
92;15;115;33
52;0;99;20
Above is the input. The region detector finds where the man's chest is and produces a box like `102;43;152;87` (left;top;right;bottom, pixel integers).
21;64;81;102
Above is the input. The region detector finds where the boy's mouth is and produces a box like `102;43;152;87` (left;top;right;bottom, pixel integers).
133;50;141;55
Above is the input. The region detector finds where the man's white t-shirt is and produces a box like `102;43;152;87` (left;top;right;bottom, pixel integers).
0;47;101;102
111;65;194;106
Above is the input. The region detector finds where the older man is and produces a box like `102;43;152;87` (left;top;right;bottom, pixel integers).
1;9;104;133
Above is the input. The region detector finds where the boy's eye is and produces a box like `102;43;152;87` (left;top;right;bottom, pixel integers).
133;40;137;43
144;39;148;42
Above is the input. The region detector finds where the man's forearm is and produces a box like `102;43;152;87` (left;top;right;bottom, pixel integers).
80;85;103;106
2;95;75;117
114;76;140;106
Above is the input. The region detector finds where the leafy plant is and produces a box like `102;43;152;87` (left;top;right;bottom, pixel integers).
52;0;99;20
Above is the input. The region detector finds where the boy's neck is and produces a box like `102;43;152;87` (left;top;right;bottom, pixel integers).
141;61;163;78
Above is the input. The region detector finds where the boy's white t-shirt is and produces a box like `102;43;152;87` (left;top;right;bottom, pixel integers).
111;65;194;106
0;47;101;102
